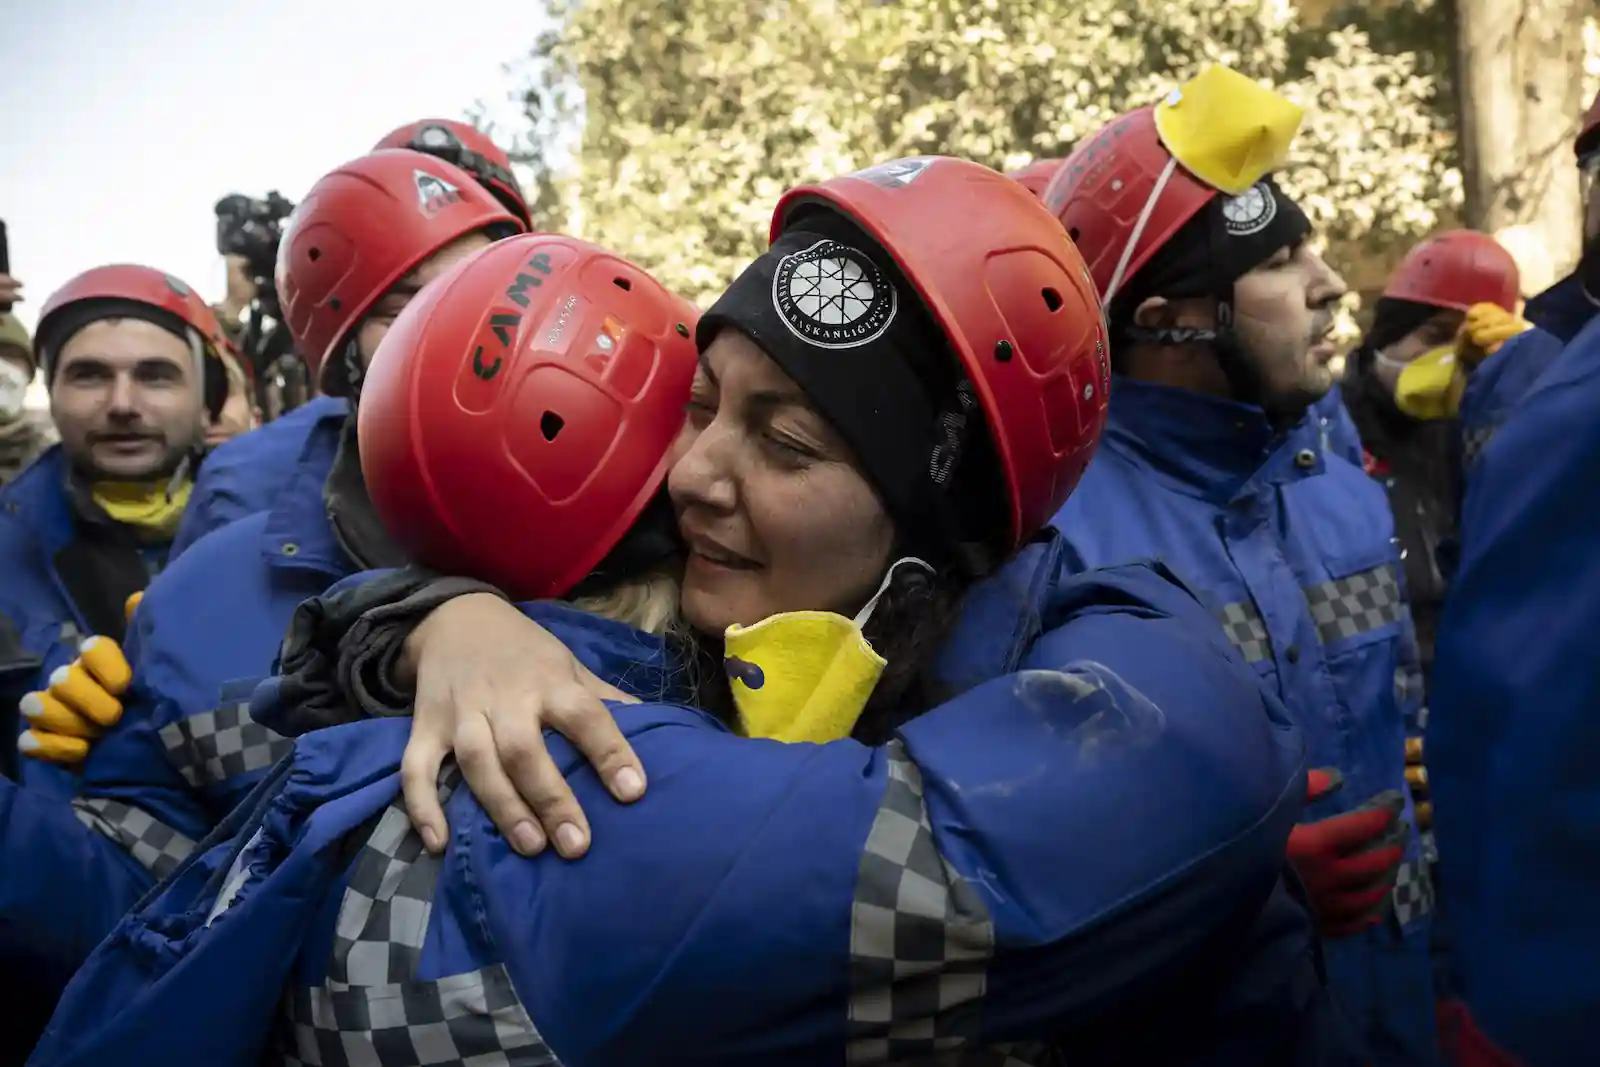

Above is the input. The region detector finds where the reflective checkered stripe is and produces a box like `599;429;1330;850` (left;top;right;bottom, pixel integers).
1392;854;1434;927
1461;425;1495;471
1303;565;1403;645
1215;601;1271;663
71;795;196;879
268;766;558;1067
847;740;1007;1065
158;699;294;789
1213;563;1404;665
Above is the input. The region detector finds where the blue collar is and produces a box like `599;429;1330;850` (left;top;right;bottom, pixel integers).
1101;377;1327;503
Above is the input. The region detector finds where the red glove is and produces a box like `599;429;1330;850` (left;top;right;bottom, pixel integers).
1287;768;1407;938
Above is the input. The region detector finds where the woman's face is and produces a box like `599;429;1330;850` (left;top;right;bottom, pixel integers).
667;329;896;635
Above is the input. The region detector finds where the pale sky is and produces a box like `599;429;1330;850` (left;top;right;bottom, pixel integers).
0;0;550;339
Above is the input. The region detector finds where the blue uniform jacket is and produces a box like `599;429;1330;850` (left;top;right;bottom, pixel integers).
170;396;350;557
1523;271;1595;346
1051;378;1438;1067
0;447;178;798
28;551;1363;1067
0;399;350;989
1426;310;1600;1065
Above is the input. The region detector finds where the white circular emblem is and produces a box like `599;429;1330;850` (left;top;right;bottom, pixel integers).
1221;182;1278;236
771;239;897;349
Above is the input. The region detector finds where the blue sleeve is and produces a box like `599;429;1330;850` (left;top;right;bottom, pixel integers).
0;777;155;991
1458;326;1565;477
1429;317;1600;1062
477;608;1305;1065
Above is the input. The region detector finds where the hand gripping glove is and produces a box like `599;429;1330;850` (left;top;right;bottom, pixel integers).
1287;768;1408;939
1454;301;1532;368
17;593;141;765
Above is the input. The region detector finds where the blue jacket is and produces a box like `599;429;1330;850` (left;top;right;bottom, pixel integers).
0;447;176;798
171;396;350;557
1457;327;1566;477
1312;388;1364;468
29;550;1362;1067
0;399;350;988
1523;271;1595;346
1051;379;1438;1067
1427;311;1600;1065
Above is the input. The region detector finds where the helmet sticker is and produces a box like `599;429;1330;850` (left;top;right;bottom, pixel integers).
164;274;191;297
1221;181;1278;236
770;239;897;350
414;169;463;216
852;157;936;189
415;123;461;150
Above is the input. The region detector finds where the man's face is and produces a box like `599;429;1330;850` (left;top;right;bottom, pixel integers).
353;231;493;371
50;318;205;480
1229;242;1348;413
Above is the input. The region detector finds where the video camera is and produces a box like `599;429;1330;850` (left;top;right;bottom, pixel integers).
214;191;306;419
214;191;295;308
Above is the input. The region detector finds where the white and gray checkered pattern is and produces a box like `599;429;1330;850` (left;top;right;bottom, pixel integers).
1303;564;1403;645
1392;854;1434;927
265;765;559;1067
159;698;293;788
274;964;555;1067
1214;600;1271;663
1461;425;1495;471
847;740;995;1065
71;795;196;878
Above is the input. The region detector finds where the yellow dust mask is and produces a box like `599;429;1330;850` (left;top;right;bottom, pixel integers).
1378;346;1465;421
722;557;931;744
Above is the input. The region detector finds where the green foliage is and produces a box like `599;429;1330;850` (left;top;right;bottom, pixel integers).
500;0;1463;315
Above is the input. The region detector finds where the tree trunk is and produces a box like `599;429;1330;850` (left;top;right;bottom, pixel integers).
1454;0;1589;294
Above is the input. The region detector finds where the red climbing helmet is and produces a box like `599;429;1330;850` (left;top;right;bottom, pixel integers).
275;149;524;394
1382;230;1520;314
1007;158;1064;200
357;233;700;599
374;118;533;229
773;156;1110;548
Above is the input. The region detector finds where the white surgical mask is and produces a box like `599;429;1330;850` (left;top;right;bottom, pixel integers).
0;360;32;423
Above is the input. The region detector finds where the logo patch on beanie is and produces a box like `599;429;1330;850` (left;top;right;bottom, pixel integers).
771;239;897;349
414;169;462;216
1221;181;1278;236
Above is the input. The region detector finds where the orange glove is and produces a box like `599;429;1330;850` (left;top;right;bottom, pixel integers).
17;636;133;765
1286;768;1408;938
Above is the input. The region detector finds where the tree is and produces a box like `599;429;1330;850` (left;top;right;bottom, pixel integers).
502;0;1465;326
1452;0;1594;294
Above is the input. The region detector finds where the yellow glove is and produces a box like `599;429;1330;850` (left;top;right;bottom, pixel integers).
1455;302;1532;368
17;636;134;765
1405;735;1431;831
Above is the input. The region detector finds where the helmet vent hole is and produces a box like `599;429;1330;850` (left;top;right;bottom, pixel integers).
676;322;690;338
994;339;1014;362
613;277;632;291
1042;287;1063;312
308;247;321;262
1068;226;1081;242
540;411;565;441
329;297;342;312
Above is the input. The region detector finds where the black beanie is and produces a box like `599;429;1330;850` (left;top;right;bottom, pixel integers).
697;211;1004;562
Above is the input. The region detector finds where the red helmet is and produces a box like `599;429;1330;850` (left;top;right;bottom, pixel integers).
374;119;532;229
1578;89;1600;159
1042;107;1218;303
358;234;699;600
35;264;232;388
1007;158;1064;200
1382;230;1520;313
276;149;524;394
773;157;1110;549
